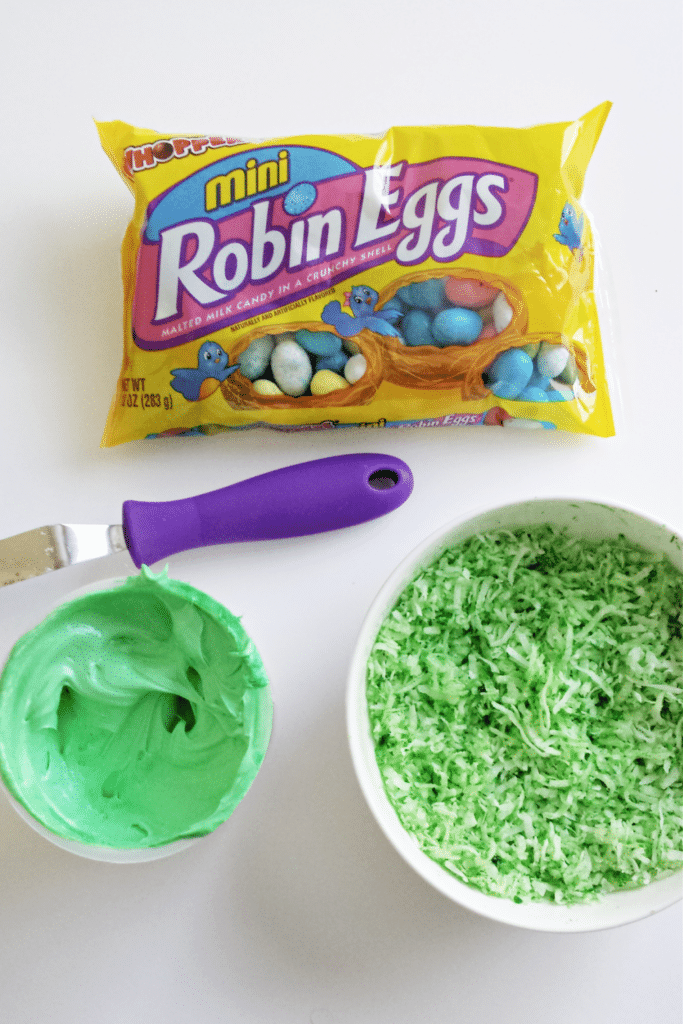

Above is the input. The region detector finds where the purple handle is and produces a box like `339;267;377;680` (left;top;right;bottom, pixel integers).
122;453;413;568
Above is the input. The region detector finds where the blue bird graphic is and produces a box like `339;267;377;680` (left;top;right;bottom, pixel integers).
321;285;403;338
170;340;240;401
553;204;584;258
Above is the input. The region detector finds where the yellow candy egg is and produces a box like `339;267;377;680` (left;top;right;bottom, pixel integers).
310;370;350;396
253;379;284;396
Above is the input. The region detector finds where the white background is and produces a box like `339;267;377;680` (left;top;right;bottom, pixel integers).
1;1;681;1022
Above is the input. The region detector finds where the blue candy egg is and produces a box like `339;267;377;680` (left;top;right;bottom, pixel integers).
528;368;551;391
395;284;421;307
406;278;446;313
316;350;348;373
283;183;317;215
294;329;341;357
490;380;523;400
519;386;549;402
486;348;534;398
545;389;567;402
431;308;483;346
401;309;435;347
382;296;406;315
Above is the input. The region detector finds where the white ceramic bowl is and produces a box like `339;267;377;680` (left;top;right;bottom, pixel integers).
0;578;192;862
0;575;273;863
347;499;683;931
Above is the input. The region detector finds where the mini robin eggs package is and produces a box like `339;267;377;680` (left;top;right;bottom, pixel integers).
97;103;614;446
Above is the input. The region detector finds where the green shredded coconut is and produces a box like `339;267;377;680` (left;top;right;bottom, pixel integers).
367;526;683;904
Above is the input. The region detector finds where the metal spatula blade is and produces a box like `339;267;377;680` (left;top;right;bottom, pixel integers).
0;453;413;587
0;525;127;587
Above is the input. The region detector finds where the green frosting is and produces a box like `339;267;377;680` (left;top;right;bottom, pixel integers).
0;567;272;849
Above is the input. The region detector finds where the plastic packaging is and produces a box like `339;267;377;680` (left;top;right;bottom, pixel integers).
97;104;614;446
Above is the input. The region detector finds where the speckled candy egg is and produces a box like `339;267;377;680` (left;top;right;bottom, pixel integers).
492;292;514;333
445;277;498;308
344;354;367;384
558;352;578;385
294;329;342;358
253;379;284;396
283;182;317;215
502;418;555;430
315;350;348;374
270;340;312;396
404;278;446;313
402;309;435;347
527;368;551;392
395;283;419;307
382;296;407;316
431;308;483;346
239;336;276;380
519;386;549;402
310;370;349;395
536;341;570;380
486;348;534;398
489;380;523;400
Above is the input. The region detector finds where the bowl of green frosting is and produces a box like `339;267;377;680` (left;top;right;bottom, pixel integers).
0;567;273;861
348;499;683;931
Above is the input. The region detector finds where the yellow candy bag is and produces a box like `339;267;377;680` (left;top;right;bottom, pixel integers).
97;103;613;445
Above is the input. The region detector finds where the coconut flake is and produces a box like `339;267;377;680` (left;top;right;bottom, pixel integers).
367;525;683;904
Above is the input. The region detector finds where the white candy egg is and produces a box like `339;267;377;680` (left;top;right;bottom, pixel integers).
344;354;367;384
492;292;514;332
502;418;546;430
270;340;312;396
536;341;569;379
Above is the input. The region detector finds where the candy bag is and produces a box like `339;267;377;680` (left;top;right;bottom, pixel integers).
97;103;614;446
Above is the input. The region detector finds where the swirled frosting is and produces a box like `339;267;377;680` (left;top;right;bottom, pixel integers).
0;567;272;849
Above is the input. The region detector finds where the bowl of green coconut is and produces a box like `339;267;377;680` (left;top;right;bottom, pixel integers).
347;499;683;931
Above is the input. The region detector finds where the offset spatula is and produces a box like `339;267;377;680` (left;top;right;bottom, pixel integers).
0;453;413;587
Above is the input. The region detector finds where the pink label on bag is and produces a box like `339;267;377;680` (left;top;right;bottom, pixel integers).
131;149;537;350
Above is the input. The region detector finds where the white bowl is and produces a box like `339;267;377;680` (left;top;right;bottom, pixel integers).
347;499;683;931
0;578;191;863
0;574;273;863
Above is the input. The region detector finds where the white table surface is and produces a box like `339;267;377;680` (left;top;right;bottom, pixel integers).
1;2;681;1022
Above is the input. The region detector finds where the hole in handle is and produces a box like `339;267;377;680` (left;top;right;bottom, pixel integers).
368;469;400;490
